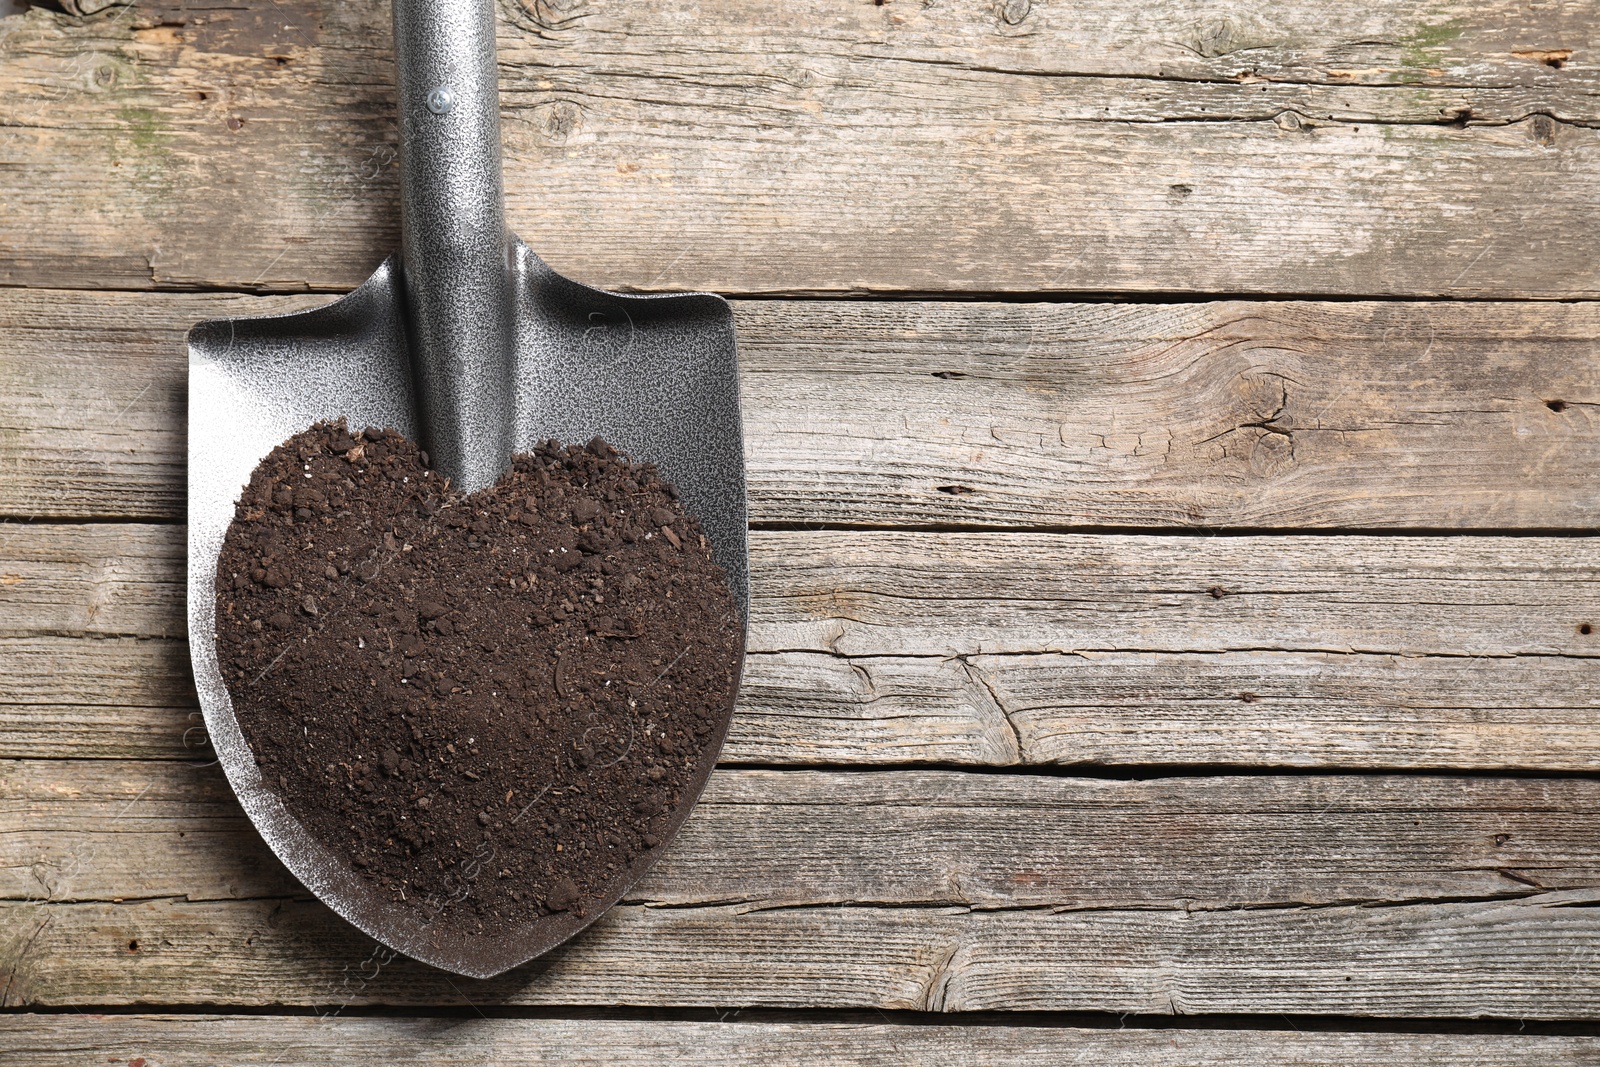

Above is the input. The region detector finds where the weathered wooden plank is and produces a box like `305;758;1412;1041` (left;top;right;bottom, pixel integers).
729;651;1023;766
1;2;1597;296
12;647;1600;770
0;522;184;638
5;290;1599;528
0;637;193;710
7;760;1594;908
494;0;1600;95
985;650;1600;770
752;532;1600;659
9;1014;1600;1067
0;645;1019;766
6;890;1600;1015
4;524;1597;768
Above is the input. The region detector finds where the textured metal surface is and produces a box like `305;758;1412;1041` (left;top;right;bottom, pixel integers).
187;0;746;980
393;0;513;493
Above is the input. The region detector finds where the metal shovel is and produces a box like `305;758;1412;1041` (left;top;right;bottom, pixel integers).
186;0;746;978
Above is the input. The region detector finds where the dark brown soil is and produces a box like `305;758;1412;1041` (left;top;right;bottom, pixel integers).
213;421;742;940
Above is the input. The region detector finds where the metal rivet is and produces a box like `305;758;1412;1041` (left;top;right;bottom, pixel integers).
426;86;454;115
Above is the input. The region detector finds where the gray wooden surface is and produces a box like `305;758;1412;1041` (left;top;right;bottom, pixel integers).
2;1;1599;297
2;0;1598;1060
10;1016;1600;1067
7;290;1599;528
5;523;1598;769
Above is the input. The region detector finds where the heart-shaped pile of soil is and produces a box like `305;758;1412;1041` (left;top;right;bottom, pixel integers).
213;421;743;942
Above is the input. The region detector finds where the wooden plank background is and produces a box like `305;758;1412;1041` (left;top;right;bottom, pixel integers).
5;290;1600;528
4;522;1597;769
2;0;1599;297
2;0;1598;1060
10;1015;1600;1067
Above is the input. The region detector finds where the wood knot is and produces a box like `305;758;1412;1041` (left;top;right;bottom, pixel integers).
507;0;588;33
60;0;129;13
1249;428;1295;474
1238;372;1290;424
996;0;1031;26
1185;15;1269;59
1529;114;1557;147
534;100;583;145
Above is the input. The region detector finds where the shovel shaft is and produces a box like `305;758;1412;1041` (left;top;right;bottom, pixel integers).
392;0;513;492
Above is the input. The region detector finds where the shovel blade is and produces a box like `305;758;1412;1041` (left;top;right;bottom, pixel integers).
188;243;745;978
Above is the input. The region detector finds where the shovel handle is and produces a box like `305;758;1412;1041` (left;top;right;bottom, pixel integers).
392;0;513;492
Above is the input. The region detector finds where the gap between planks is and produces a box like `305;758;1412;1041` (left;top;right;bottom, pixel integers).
6;760;1599;911
7;1013;1600;1066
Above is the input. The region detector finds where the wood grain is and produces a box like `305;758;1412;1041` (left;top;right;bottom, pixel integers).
5;290;1599;528
8;1014;1600;1066
7;890;1600;1015
4;0;1599;1041
5;759;1596;908
0;2;1597;296
49;522;1563;656
4;524;1596;769
984;650;1600;769
12;645;1600;770
0;642;1024;766
749;531;1600;659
